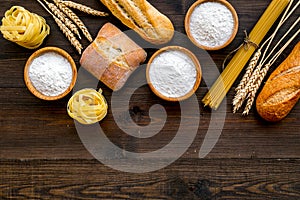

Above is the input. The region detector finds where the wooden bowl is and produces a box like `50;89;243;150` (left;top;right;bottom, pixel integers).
24;47;77;101
146;46;202;102
185;0;239;50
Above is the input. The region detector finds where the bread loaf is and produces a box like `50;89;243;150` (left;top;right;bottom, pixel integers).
99;0;174;44
256;42;300;122
80;23;147;91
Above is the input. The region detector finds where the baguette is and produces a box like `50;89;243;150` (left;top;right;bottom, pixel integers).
256;42;300;122
99;0;174;44
80;23;147;91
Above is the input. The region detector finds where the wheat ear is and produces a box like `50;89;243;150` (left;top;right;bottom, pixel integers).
53;0;93;42
232;87;247;113
37;0;82;54
243;64;263;96
233;64;262;113
235;50;261;92
54;16;82;54
242;64;271;115
43;0;81;39
62;1;108;16
233;50;261;113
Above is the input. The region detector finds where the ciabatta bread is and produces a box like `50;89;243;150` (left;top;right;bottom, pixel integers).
99;0;174;44
256;42;300;122
80;23;147;91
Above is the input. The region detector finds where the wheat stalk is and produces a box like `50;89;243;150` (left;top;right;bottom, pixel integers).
242;96;253;116
242;27;300;115
53;17;83;54
233;62;262;113
232;87;247;113
54;16;83;54
235;50;261;92
234;64;262;112
244;64;263;94
37;0;82;54
43;0;81;39
233;50;261;113
62;1;108;16
53;0;93;42
242;64;271;115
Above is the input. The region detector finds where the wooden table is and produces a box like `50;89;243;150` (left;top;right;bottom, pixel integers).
1;0;299;199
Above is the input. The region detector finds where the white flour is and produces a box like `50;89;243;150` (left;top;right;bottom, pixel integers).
149;50;197;98
189;2;234;48
29;52;73;96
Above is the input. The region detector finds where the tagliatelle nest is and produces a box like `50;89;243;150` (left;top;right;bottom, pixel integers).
0;6;50;49
67;88;108;125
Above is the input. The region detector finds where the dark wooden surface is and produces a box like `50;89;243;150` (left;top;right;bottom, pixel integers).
0;0;299;199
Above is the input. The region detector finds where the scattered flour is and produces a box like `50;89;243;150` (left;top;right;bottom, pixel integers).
189;2;234;48
149;50;197;98
28;52;73;96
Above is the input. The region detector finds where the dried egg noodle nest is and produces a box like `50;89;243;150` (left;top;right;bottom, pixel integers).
0;6;50;49
67;89;108;125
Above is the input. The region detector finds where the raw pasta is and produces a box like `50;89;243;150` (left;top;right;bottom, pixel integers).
67;88;108;125
0;6;50;49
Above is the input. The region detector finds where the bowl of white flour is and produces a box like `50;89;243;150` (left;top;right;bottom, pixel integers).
24;47;77;100
185;0;238;50
146;46;202;101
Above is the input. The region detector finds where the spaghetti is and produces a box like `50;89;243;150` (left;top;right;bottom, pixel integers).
0;6;50;49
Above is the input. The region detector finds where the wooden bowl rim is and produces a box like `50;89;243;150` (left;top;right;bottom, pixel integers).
146;46;202;102
24;47;77;101
185;0;239;51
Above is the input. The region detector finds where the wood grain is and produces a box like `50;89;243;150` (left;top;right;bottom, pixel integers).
0;0;299;199
0;159;299;200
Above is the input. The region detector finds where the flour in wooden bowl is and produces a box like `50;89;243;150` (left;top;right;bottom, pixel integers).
28;51;73;97
147;47;201;101
186;0;238;50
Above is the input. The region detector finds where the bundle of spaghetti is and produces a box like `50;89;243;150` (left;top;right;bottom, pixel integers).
67;88;108;125
202;0;290;110
0;6;50;49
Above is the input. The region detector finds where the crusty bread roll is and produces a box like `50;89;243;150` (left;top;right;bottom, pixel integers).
99;0;174;44
256;42;300;122
80;23;147;91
